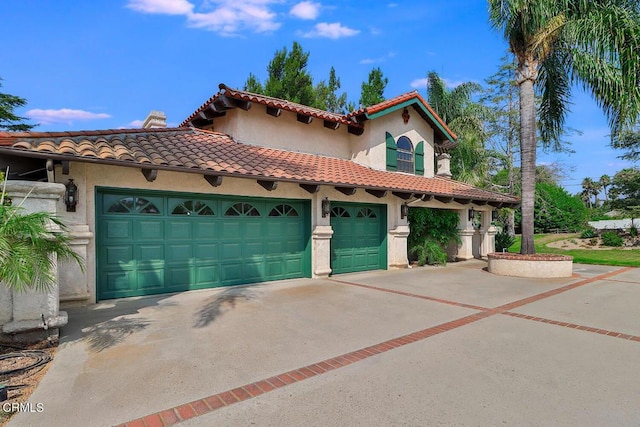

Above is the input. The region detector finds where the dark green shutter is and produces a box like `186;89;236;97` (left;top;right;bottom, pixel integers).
415;141;424;176
386;132;397;171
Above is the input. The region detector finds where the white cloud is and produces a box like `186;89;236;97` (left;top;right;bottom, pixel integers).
410;77;466;89
25;109;111;125
126;0;281;35
361;51;395;65
410;78;428;89
290;1;320;20
126;0;193;15
127;119;145;128
303;22;359;39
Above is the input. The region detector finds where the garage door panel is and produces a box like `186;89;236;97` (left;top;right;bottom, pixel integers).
167;221;191;240
330;203;386;274
137;220;164;240
104;271;132;292
195;222;217;238
221;222;241;238
105;246;133;266
220;242;242;259
195;266;219;285
194;243;217;259
167;244;192;263
98;191;310;300
137;269;165;290
105;220;132;239
139;245;164;262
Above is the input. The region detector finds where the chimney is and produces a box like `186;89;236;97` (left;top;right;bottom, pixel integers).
436;153;452;178
142;111;167;129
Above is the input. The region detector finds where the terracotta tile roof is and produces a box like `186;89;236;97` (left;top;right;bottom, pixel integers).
180;84;360;129
0;128;518;205
348;91;458;142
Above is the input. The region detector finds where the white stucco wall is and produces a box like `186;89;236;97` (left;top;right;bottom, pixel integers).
213;107;352;159
350;108;436;176
54;162;410;303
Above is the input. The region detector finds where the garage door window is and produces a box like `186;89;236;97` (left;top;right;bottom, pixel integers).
225;202;261;216
357;207;377;218
172;200;215;216
107;196;161;214
269;204;299;217
331;207;350;218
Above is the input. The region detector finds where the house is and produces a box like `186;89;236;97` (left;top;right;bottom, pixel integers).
0;84;519;304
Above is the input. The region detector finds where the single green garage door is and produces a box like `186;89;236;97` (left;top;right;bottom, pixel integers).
330;202;387;274
97;189;311;300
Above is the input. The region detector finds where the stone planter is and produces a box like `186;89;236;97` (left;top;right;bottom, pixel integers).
488;252;573;278
0;181;68;344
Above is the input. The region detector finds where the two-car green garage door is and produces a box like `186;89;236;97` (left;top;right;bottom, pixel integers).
97;190;311;300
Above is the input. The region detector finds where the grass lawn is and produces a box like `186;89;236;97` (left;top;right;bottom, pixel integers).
509;234;640;267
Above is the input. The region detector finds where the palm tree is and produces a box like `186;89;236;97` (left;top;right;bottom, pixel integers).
599;174;611;204
425;71;493;186
0;172;83;292
489;0;640;254
581;177;596;208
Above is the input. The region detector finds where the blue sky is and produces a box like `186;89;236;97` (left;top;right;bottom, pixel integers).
1;0;634;192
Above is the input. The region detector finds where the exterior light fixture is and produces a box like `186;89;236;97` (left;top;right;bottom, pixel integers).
468;207;476;221
401;202;408;219
492;209;498;221
64;179;78;212
321;197;330;218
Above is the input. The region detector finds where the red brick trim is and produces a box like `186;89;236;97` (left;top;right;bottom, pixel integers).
488;252;573;261
503;312;640;341
116;266;635;427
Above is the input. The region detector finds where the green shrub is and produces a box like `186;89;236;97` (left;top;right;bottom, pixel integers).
601;231;624;247
630;226;638;237
531;182;588;233
580;228;597;238
495;231;516;252
409;239;447;266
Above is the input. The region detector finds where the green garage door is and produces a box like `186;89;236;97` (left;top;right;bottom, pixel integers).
97;190;311;300
330;202;387;274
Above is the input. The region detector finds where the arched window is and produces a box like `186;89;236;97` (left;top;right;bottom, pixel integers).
396;136;414;173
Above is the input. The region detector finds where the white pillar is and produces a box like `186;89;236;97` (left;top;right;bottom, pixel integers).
456;208;475;260
480;210;498;256
389;225;410;268
312;226;334;278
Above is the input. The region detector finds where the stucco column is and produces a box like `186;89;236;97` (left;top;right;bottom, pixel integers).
312;226;334;278
388;225;410;268
456;208;475;260
480;211;497;256
1;181;68;343
59;225;94;302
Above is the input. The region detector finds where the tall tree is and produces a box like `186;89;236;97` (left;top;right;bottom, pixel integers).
581;177;597;208
0;78;34;131
314;67;348;113
599;174;611;203
489;0;640;254
425;71;492;186
609;168;640;211
611;126;640;161
359;67;388;107
244;41;315;106
483;54;520;195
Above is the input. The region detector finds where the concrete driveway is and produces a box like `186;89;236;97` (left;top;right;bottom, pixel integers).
9;260;640;426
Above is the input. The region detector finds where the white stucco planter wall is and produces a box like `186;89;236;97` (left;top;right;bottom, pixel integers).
0;181;68;343
488;253;574;278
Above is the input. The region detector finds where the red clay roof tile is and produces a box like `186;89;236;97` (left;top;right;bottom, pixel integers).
0;128;518;205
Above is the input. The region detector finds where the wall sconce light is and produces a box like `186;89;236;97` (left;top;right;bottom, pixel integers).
492;209;498;221
321;197;330;218
64;179;78;212
468;207;476;221
401;202;408;219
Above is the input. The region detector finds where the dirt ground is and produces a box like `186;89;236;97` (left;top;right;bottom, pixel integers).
0;343;57;427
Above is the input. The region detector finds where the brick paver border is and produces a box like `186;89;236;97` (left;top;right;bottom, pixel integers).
116;266;635;427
